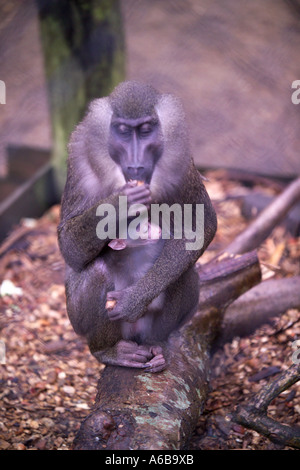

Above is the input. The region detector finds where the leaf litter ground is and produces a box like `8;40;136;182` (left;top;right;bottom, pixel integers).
0;172;299;450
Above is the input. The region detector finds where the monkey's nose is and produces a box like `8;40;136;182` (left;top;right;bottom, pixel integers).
126;166;145;180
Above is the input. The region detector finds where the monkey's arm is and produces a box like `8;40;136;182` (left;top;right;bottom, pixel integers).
58;182;151;272
141;192;216;300
58;193;121;272
137;238;205;299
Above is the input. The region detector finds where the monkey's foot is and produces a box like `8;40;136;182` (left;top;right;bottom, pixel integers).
109;341;165;373
145;345;166;373
114;340;154;369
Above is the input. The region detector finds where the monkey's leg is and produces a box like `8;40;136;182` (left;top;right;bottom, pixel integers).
65;261;160;370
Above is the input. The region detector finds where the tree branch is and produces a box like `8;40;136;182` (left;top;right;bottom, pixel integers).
233;363;300;449
225;176;300;255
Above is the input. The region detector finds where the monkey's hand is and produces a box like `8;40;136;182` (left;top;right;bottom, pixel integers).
106;288;146;322
121;181;152;208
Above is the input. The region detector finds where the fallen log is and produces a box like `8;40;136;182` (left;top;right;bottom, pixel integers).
217;276;300;345
73;251;261;450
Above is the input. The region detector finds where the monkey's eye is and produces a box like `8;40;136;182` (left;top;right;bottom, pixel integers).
116;124;131;136
139;123;153;136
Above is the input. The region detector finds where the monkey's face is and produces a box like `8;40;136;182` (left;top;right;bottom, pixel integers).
108;114;164;184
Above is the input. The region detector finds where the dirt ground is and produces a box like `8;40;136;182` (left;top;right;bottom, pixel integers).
0;173;299;450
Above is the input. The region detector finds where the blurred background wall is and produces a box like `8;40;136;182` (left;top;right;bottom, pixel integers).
0;0;124;239
0;1;51;178
121;0;300;178
0;0;299;239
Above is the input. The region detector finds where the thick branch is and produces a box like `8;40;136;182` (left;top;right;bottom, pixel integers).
233;363;300;449
225;176;300;255
73;251;261;450
217;276;300;345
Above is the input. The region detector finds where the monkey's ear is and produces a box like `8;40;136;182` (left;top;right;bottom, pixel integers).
155;94;188;143
85;97;113;137
69;97;113;151
67;97;125;201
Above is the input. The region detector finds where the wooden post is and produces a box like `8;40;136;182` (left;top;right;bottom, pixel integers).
37;0;125;193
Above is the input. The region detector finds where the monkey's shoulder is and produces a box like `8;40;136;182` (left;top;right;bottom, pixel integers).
176;164;209;204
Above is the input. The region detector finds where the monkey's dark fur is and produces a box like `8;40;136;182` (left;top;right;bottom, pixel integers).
58;81;217;372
